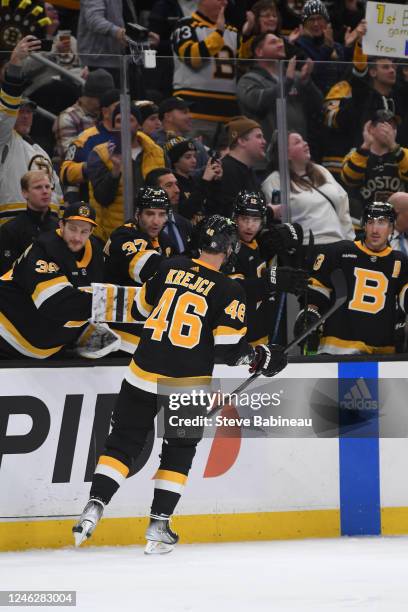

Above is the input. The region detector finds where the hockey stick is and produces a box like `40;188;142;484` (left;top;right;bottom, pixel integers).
207;268;347;418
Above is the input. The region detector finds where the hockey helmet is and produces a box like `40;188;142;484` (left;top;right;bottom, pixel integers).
232;191;267;220
135;187;171;214
362;201;396;225
301;0;330;24
198;215;240;256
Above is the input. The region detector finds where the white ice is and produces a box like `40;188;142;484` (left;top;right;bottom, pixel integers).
1;537;407;611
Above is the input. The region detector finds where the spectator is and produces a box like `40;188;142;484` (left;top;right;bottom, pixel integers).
328;0;365;45
171;0;242;142
145;167;193;254
263;132;354;244
237;32;322;144
342;110;408;214
389;192;408;255
295;0;356;94
206;116;267;218
59;88;120;203
0;36;63;227
0;171;59;275
87;103;165;243
155;97;209;171
53;68;115;159
163;136;223;221
135;101;162;139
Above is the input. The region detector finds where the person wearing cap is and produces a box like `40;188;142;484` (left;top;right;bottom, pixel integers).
206;116;267;218
136;101;162;139
87;103;165;243
59;88;120;204
53;69;115;159
0;202;108;359
295;0;357;95
163;136;223;222
342;110;408;214
0;171;59;275
155;97;209;171
171;0;243;141
0;36;64;227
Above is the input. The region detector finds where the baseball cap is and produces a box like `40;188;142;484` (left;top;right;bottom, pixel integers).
62;202;97;226
158;96;192;119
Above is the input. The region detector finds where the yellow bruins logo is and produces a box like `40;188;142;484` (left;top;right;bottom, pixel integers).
79;205;90;217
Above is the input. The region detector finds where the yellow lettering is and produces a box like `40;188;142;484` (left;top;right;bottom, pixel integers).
180;272;194;287
173;270;185;285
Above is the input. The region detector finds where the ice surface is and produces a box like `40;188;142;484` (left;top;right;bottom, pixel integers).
1;537;407;611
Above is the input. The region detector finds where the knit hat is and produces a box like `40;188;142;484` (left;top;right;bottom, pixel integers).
99;88;120;109
63;202;97;226
136;100;160;124
83;69;115;99
301;0;330;24
111;102;142;127
163;137;197;164
226;115;261;146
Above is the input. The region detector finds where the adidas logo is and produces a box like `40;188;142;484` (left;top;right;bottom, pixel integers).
340;377;378;410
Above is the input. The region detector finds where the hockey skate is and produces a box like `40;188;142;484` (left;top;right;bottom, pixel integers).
144;516;179;555
72;498;104;547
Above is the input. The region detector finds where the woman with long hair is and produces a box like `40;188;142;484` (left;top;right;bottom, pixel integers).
262;132;354;244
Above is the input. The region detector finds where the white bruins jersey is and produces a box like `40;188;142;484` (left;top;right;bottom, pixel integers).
171;11;241;121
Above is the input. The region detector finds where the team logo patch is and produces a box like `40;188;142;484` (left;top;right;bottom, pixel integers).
79;205;90;217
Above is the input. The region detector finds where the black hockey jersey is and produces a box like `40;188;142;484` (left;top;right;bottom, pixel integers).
0;229;103;358
104;222;174;353
309;240;408;354
127;256;253;393
228;239;269;344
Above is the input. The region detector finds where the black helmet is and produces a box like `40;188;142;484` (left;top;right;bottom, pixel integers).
135;187;170;213
301;0;330;24
362;201;396;224
198;215;240;256
232;191;267;220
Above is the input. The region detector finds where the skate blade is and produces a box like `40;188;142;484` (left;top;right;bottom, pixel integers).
72;520;94;547
144;540;175;555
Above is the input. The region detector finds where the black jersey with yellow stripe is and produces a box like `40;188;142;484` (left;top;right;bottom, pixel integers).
103;222;174;353
228;240;269;345
0;229;103;358
309;240;408;355
126;256;253;393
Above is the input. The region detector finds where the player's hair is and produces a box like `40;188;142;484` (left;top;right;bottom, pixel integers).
20;170;49;192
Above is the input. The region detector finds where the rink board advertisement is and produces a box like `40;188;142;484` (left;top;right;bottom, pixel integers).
0;361;408;550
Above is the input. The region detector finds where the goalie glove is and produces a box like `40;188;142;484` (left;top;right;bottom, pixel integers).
90;283;138;324
265;266;309;296
249;343;288;377
293;306;321;353
75;323;121;359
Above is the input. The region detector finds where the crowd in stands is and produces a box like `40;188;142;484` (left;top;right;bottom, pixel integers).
1;0;408;359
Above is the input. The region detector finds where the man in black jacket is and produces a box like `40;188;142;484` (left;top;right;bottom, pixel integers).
0;171;59;275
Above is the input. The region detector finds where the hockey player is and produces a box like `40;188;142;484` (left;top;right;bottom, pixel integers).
73;215;288;554
295;202;408;354
0;203;135;359
229;191;309;344
103;186;174;353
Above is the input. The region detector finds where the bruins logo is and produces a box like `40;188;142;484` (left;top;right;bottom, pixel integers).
79;205;90;217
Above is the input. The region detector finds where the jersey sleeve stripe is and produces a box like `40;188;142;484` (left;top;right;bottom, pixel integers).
129;250;159;284
134;284;153;319
213;325;247;345
31;276;72;308
309;278;331;299
0;311;63;358
64;320;88;328
399;283;408;311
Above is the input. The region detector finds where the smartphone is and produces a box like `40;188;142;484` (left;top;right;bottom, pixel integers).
109;133;122;155
40;39;53;52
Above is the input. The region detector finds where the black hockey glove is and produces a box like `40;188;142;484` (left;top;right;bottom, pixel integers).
258;223;303;260
249;343;288;377
293;306;321;353
265;266;309;296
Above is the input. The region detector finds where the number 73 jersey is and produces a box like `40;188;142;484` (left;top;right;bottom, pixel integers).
309;240;408;355
126;256;252;393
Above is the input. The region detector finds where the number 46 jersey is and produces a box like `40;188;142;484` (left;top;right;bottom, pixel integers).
126;256;253;393
309;240;408;355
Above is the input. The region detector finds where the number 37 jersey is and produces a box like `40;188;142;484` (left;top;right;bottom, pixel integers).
126;256;252;392
309;240;408;354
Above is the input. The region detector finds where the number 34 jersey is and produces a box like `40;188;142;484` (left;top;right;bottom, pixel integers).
309;240;408;355
127;256;252;393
